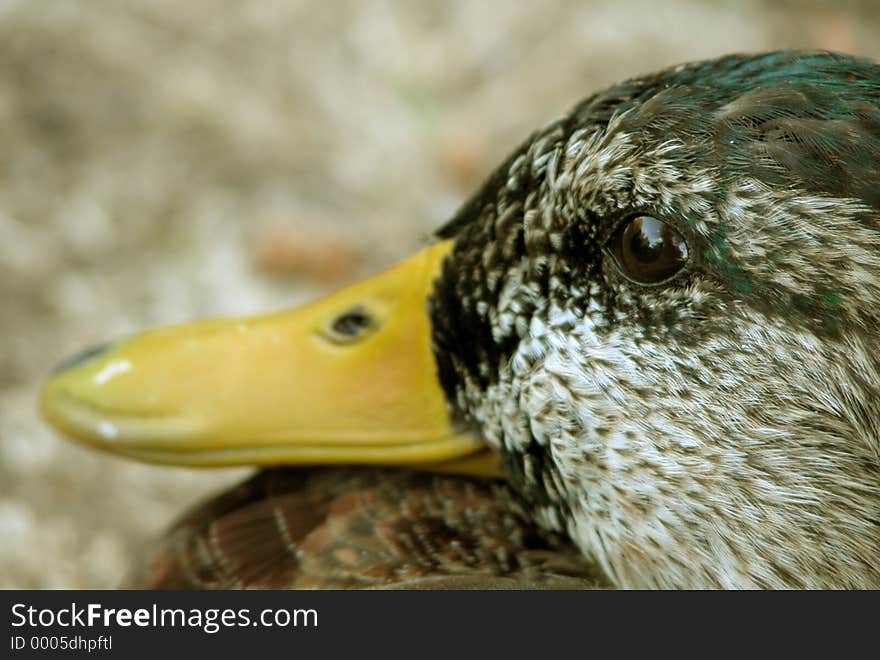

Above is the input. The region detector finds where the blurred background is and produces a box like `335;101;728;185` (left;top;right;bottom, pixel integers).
1;0;878;588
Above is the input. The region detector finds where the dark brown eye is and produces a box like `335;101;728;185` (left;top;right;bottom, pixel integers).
607;215;689;284
324;306;375;343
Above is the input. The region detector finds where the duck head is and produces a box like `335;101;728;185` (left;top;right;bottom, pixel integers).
42;50;880;588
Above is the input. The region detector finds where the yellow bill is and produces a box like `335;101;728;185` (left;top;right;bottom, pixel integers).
40;240;499;477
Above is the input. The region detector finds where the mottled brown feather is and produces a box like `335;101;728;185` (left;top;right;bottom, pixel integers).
129;468;605;590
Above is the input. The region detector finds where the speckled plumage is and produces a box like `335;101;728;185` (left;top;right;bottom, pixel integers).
430;51;880;588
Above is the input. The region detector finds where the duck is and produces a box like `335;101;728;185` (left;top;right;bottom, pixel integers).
41;50;880;589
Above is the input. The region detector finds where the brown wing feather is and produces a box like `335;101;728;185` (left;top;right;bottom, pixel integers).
128;468;606;589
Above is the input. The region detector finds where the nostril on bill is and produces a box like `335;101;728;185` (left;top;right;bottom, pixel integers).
52;342;114;375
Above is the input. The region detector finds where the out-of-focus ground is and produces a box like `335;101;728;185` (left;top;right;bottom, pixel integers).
1;0;878;588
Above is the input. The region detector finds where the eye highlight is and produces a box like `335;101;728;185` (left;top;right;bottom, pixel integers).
606;215;689;285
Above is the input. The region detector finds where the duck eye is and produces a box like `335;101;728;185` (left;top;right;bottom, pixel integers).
607;215;689;284
324;306;375;344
